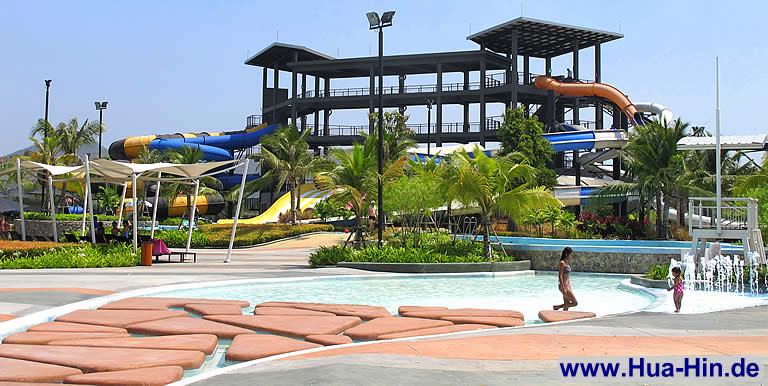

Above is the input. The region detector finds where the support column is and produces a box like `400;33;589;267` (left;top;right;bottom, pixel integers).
369;65;375;134
545;57;552;76
313;76;320;135
508;31;518;110
436;63;443;147
523;54;530;117
479;45;487;146
272;62;279;124
572;40;580;125
323;78;330;136
300;73;307;130
612;156;622;215
290;53;298;126
594;43;603;129
262;67;268;124
573;150;581;187
612;105;621;129
463;71;470;133
398;74;406;114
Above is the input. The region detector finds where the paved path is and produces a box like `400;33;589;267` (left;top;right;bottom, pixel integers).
0;233;368;316
198;306;768;385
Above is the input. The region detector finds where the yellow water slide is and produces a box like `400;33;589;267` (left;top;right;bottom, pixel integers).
218;184;330;225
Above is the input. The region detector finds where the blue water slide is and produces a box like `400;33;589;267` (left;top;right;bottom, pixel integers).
216;173;262;190
543;131;597;152
149;140;233;161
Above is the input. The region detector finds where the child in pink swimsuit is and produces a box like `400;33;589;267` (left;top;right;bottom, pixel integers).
667;266;684;313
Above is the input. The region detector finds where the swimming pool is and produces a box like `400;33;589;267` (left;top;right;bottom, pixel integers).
151;272;653;323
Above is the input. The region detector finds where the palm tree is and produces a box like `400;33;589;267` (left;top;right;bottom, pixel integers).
32;118;101;157
97;185;122;215
594;119;694;239
259;125;330;224
162;146;223;228
315;143;406;246
441;146;561;258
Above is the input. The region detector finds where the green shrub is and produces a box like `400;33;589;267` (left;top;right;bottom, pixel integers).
0;243;139;269
308;245;353;266
22;212;150;222
154;229;209;248
645;263;669;280
314;197;353;222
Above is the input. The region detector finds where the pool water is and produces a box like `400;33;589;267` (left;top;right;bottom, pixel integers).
491;236;742;254
152;272;654;323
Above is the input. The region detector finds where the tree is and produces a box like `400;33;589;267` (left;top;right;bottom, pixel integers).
314;196;353;222
97;185;122;215
594;119;693;239
497;107;557;188
384;173;444;247
366;111;417;163
315;143;406;246
259;125;329;225
32;117;101;157
441;146;561;258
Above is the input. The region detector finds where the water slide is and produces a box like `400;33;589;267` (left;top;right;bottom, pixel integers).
534;75;643;124
218;183;330;225
543;129;626;153
109;123;279;162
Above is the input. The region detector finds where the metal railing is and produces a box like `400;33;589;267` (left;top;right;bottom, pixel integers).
562;120;597;130
301;116;503;137
246;114;262;128
304;123;367;137
688;197;759;232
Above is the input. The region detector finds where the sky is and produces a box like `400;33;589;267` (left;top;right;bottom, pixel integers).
1;0;766;155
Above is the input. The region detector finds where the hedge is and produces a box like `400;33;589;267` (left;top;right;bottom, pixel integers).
156;223;334;248
0;243;139;269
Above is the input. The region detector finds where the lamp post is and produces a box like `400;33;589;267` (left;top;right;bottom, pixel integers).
426;99;434;157
367;10;395;247
44;80;52;139
94;101;108;158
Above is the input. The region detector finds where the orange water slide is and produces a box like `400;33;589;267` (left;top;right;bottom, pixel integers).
534;76;639;122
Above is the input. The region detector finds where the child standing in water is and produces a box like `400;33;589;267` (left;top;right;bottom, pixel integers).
668;266;684;313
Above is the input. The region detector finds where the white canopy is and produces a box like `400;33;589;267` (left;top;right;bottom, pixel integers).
19;160;82;176
677;135;768;151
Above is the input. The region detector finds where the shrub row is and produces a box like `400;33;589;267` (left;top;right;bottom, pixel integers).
0;243;139;269
0;240;78;260
156;223;334;248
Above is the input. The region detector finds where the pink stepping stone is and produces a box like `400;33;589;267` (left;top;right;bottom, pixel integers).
305;334;353;346
257;302;390;320
56;309;187;328
538;310;597;323
127;317;253;339
49;334;218;355
205;314;362;338
397;306;448;315
403;308;524;321
3;332;129;345
0;382;75;385
63;365;184;385
27;322;128;334
377;324;497;340
100;297;249;311
226;335;321;361
0;357;82;382
0;344;205;373
254;307;334;316
0;314;17;322
344;317;453;340
184;303;244;316
441;316;524;327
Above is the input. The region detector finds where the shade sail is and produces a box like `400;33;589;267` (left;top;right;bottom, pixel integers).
19;160;82;176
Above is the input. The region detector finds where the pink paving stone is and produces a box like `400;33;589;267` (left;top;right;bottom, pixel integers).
397;306;448;315
0;314;17;322
344;317;453;340
254;307;335;316
0;344;205;373
63;365;184;386
184;303;244;316
49;334;219;355
403;308;525;321
440;316;525;327
305;334;353;346
2;332;129;345
226;335;321;361
376;324;498;340
0;383;81;386
27;322;128;334
538;310;597;323
0;357;82;382
127;317;254;339
99;297;249;311
56;309;187;328
205;314;362;338
256;301;390;320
